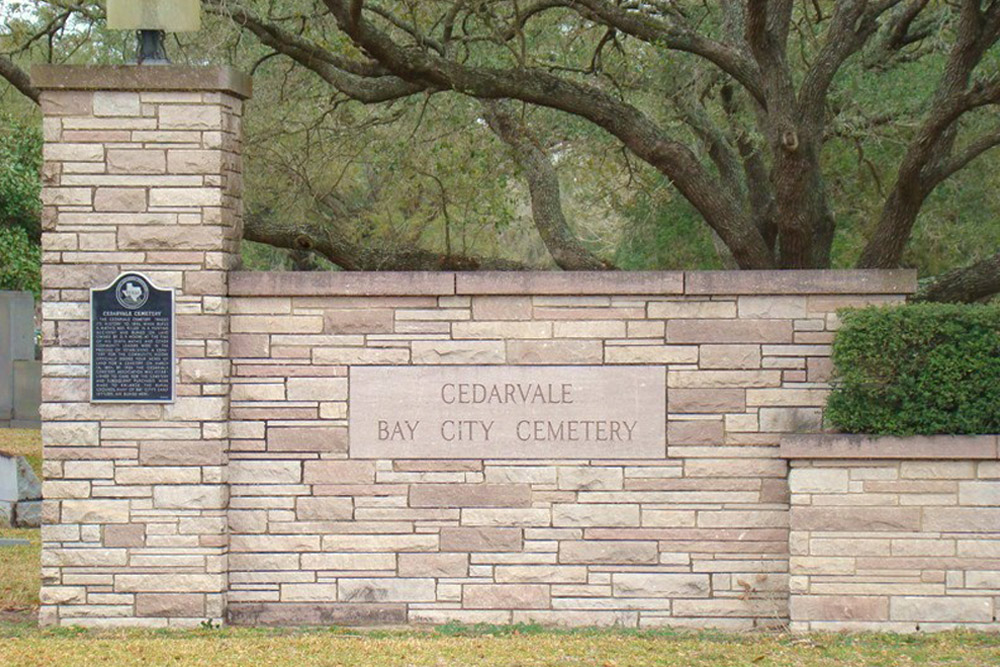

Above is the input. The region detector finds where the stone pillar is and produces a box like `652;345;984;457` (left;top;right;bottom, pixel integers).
33;65;251;627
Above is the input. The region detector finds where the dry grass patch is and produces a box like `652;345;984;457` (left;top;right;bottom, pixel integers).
0;528;40;613
0;428;42;478
0;627;998;667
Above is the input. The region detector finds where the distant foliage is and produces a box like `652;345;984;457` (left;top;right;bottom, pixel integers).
0;113;41;296
0;225;40;296
826;304;1000;435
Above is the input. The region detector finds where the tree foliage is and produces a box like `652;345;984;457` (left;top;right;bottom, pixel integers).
0;1;999;299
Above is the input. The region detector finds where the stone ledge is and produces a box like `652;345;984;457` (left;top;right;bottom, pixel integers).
686;270;916;295
781;433;1000;460
230;270;916;297
230;271;456;296
31;65;252;100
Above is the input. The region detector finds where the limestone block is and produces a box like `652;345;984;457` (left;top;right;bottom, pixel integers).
472;296;532;320
699;345;761;369
789;469;850;494
410;341;505;364
552;504;639;527
338;578;436;603
958;481;1000;506
136;594;205;618
463;584;550;609
890;596;993;623
409;484;531;508
295;497;353;521
557;467;623;491
439;527;523;552
611;573;710;597
398;554;468;578
790;595;887;621
495;565;588;584
558;540;658;564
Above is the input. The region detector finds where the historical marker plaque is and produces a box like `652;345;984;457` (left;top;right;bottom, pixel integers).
90;273;174;403
349;366;666;459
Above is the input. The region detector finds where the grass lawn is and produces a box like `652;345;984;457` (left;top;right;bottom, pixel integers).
0;428;42;478
2;430;999;665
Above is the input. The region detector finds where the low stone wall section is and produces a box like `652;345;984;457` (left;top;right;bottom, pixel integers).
785;435;1000;632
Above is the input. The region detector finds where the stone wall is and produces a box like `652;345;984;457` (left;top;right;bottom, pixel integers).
34;65;250;627
35;64;999;632
218;271;912;629
785;435;1000;632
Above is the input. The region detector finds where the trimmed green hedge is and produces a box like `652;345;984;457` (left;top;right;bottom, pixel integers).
826;303;1000;435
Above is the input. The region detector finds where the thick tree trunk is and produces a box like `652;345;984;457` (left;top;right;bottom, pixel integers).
482;101;613;271
915;252;1000;303
243;209;529;271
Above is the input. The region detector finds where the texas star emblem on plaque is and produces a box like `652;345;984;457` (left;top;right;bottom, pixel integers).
90;272;175;403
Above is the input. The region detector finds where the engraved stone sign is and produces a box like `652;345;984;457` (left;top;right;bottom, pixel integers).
350;366;666;459
90;273;174;403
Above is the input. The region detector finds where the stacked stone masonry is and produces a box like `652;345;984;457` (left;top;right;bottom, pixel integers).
36;66;998;632
36;66;250;627
786;435;1000;632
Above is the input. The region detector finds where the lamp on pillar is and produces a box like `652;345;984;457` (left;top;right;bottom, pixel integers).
106;0;202;65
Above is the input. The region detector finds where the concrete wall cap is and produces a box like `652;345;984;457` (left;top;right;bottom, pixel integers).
31;65;252;99
230;270;916;297
781;433;1000;460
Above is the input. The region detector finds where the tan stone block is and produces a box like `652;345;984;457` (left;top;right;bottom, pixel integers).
746;388;830;407
789;556;855;575
410;484;531;508
699;345;761;369
790;595;887;621
789;468;850;494
738;296;807;319
140;441;225;466
302;460;374;485
42;187;93;206
323;309;394;334
167;150;222;174
103;524;145;548
668;319;792;343
182;271;227;296
668;389;745;413
63;461;114;479
668;420;724;445
641;510;696;527
115;574;224;593
440;527;523;552
231;383;285;401
40;90;93;116
669;370;781;388
94;187;146;212
230;334;270;358
230;460;302;484
507;340;602;364
107;149;166;174
114;466;201;485
178;359;228;384
43;421;100;446
159;105;222;130
270;427;348;454
552;504;639;527
93;91;140;116
791;507;920;532
495;565;588;584
136;593;205;618
338;578;437;602
295;497;353;521
44;143;105;162
473;296;532;320
807;357;834;382
410;341;505;364
957;482;1000;506
759;407;824;433
398;553;468;578
558;540;658;564
553;321;627;338
148;188;222;207
612;573;709;597
901;461;977;479
313;347;409;364
557;467;623;491
461;508;551;526
647;301;735;319
604;345;698;364
299;553;396;571
43;547;128;567
463;584;550;609
285;377;347;401
923;508;1000;532
61;499;130;523
152;485;226;510
452;321;552;339
890;596;993;622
